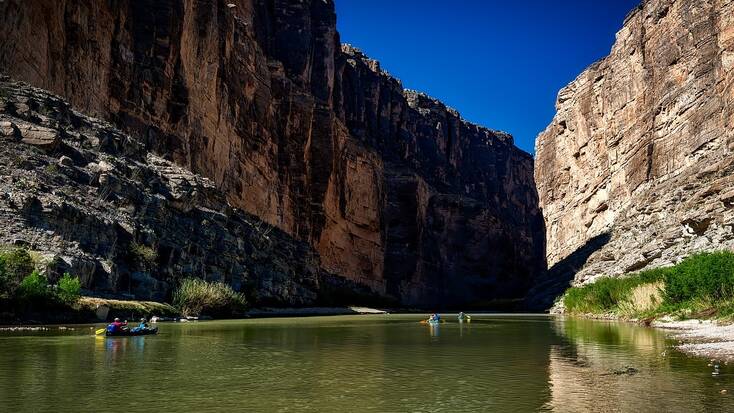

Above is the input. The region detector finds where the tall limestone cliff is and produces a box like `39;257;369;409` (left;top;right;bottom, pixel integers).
0;77;324;306
534;0;734;306
0;0;544;306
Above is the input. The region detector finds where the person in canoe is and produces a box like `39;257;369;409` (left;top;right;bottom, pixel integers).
106;318;128;334
131;318;149;333
458;312;471;323
99;317;158;337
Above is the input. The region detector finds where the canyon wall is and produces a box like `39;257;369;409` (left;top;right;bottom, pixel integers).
0;0;544;306
0;77;325;306
534;0;734;305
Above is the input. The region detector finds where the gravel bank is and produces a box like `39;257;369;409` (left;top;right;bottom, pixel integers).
653;319;734;361
244;307;388;318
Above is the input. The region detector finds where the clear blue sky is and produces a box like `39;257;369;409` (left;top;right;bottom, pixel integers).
334;0;640;154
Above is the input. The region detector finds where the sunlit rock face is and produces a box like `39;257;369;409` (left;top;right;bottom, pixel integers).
535;0;734;296
0;0;544;306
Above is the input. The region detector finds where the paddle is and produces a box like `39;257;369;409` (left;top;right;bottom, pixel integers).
95;328;106;335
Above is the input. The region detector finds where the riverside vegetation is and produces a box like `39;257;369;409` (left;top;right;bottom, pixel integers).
173;278;247;318
0;247;248;322
562;251;734;321
0;248;81;310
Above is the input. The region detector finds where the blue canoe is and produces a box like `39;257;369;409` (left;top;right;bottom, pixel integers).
106;327;158;337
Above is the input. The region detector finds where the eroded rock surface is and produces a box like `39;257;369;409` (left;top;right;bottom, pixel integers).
534;0;734;306
0;0;544;306
0;77;324;305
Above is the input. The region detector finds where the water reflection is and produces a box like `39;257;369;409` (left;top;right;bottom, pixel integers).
545;317;733;413
458;321;468;338
0;316;558;412
0;316;732;412
101;336;147;362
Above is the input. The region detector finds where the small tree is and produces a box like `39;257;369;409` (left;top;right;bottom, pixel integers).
3;248;35;284
18;271;51;302
57;273;82;305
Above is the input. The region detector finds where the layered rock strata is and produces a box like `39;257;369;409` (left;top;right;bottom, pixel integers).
534;0;734;305
0;77;325;305
0;0;544;306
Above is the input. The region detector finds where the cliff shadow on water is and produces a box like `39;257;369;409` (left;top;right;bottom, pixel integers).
525;232;612;311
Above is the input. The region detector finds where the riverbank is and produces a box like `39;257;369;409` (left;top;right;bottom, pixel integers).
0;294;391;325
244;306;387;318
556;251;734;360
0;296;180;325
653;319;734;361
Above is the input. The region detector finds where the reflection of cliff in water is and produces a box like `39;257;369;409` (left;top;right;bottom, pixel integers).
545;318;732;412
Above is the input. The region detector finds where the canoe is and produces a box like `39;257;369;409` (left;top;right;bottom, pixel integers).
106;327;158;337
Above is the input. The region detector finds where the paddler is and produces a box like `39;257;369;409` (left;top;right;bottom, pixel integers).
131;317;149;333
106;317;128;334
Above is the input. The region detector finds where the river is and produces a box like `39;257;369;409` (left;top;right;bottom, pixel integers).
0;315;731;412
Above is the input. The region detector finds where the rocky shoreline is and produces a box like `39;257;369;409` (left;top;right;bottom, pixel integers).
653;319;734;362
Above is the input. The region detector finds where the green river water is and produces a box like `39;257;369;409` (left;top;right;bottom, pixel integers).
0;314;732;412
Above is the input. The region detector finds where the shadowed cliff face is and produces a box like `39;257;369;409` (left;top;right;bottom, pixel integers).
0;77;323;306
535;0;734;293
0;0;545;306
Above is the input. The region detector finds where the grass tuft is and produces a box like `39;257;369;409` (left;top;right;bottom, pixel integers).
172;278;247;317
129;243;158;269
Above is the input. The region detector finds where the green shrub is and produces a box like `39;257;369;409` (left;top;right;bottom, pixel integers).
563;268;668;315
173;278;247;317
0;248;35;297
564;277;634;314
563;251;734;319
18;271;51;302
129;243;158;269
2;248;35;282
637;266;673;284
663;252;734;304
57;273;81;304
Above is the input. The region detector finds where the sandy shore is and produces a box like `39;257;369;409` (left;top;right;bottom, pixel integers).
653;319;734;361
244;306;388;318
